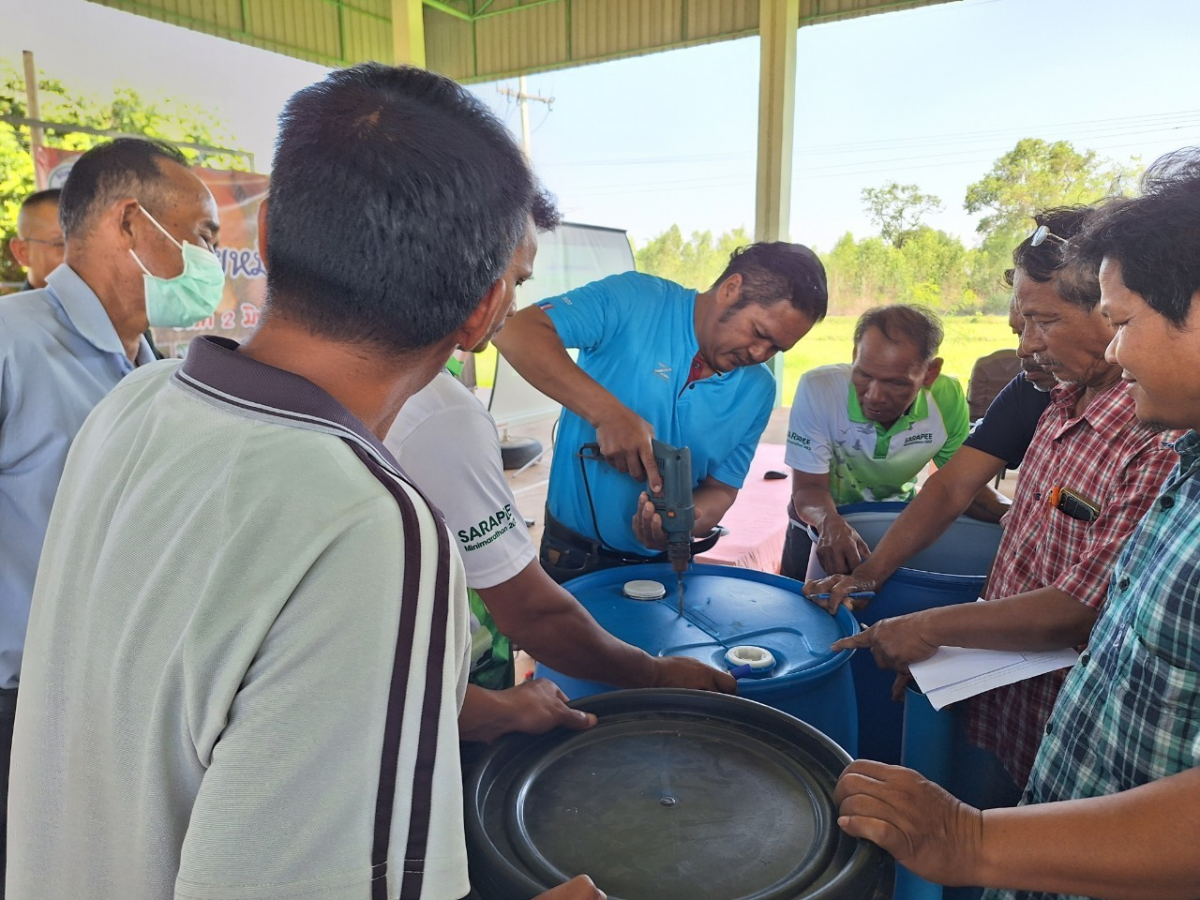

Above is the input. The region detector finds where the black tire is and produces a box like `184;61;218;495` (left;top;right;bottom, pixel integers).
499;435;542;470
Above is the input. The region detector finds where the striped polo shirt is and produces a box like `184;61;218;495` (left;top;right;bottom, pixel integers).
8;336;472;900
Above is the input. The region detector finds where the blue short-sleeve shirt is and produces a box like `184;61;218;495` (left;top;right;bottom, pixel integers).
539;272;775;554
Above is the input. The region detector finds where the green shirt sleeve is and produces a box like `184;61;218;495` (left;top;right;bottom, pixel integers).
931;373;971;468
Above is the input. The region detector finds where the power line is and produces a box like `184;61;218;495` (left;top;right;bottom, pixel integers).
788;123;1200;175
559;122;1200;198
562;127;1200;200
540;109;1200;169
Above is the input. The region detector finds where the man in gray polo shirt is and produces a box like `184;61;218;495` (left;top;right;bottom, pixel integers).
8;65;601;900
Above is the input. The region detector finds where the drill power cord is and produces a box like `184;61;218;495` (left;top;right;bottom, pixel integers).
577;443;625;555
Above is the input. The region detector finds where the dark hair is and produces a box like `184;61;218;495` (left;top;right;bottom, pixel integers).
854;304;944;361
532;188;561;233
264;63;541;353
58;138;189;238
1003;205;1101;310
19;188;61;214
714;242;828;322
1070;148;1200;329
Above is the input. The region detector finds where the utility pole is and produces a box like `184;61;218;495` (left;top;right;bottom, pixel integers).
497;76;553;158
23;50;46;189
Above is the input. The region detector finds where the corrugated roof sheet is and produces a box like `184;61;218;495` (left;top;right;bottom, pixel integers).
88;0;959;80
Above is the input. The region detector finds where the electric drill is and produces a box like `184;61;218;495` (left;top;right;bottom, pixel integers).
650;438;695;614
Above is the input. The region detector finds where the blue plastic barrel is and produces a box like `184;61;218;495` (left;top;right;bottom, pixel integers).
804;501;1004;582
894;688;961;900
537;562;860;755
806;502;1003;765
898;688;1012;900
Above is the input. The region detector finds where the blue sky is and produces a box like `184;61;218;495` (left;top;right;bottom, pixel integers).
6;0;1200;250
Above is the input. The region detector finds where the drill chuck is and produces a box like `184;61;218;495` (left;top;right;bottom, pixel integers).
666;542;690;574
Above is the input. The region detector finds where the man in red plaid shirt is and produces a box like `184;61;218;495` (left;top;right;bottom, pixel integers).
813;205;1179;791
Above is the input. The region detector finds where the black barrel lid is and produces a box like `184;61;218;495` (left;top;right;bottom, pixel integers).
465;689;893;900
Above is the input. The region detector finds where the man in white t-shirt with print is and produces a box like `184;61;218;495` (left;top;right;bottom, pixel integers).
387;198;734;702
782;304;970;578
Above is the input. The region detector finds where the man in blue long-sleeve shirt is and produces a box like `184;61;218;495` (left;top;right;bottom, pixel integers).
0;138;220;888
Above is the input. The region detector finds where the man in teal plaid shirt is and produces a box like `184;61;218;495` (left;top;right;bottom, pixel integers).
834;147;1200;900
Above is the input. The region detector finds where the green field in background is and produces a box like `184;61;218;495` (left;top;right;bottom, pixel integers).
779;315;1017;400
475;315;1017;401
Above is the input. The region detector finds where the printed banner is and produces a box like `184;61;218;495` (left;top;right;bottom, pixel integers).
35;146;269;358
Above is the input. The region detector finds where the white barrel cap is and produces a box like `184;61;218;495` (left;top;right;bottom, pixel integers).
623;579;667;600
724;645;777;670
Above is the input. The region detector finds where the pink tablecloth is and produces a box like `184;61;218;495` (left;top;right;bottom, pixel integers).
695;442;790;573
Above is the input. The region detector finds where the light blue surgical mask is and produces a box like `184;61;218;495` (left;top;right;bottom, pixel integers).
129;207;225;328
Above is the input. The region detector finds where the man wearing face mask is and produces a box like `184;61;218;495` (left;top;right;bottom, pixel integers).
0;138;221;884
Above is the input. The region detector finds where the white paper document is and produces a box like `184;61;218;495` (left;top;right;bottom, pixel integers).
909;645;1080;711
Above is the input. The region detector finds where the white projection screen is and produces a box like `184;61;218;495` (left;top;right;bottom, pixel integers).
488;223;635;429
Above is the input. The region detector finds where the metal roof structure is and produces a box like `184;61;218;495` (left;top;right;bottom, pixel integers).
87;0;957;83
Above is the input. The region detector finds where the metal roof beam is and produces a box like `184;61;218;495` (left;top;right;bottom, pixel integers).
423;0;472;22
756;0;798;246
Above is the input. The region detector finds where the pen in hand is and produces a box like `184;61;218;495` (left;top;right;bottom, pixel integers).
802;590;876;610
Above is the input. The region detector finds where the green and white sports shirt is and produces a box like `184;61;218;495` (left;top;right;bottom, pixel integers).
785;363;970;505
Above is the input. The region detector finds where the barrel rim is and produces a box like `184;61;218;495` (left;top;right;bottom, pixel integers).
464;688;894;900
835;501;1001;584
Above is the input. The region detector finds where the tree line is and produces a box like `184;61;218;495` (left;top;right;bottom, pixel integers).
634;138;1139;315
0;61;249;285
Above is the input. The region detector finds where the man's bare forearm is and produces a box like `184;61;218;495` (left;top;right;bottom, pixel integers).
493;307;621;427
481;562;736;694
791;475;840;531
855;448;1005;584
837;761;1200;900
964;483;1011;523
918;586;1097;652
974;769;1200;900
693;479;738;536
458;684;524;743
481;562;658;689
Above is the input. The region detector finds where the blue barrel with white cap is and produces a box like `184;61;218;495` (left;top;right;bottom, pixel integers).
537;562;859;755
